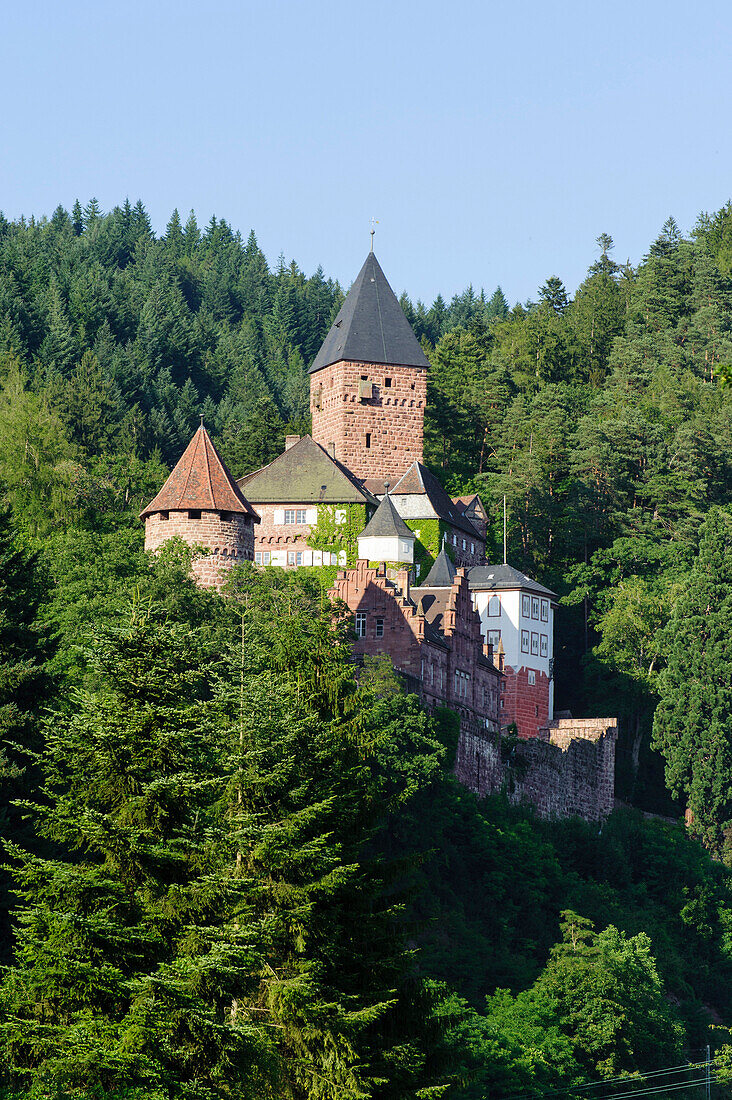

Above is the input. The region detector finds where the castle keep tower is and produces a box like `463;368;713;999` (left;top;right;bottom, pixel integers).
141;423;260;588
309;252;429;483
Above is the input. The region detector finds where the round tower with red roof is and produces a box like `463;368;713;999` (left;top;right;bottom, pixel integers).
140;423;260;588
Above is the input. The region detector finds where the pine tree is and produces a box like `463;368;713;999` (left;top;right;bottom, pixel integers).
652;507;732;852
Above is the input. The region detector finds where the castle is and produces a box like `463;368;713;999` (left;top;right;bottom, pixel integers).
141;249;617;822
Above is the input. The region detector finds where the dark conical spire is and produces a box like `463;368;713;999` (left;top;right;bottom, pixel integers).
421;546;457;587
310;252;430;373
358;493;415;540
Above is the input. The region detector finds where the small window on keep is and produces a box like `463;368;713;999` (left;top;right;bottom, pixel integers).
384;376;392;387
375;618;384;638
365;433;372;449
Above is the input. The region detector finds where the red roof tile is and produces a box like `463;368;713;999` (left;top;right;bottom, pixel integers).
140;425;259;520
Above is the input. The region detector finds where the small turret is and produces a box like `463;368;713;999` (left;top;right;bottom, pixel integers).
141;423;260;589
357;494;415;564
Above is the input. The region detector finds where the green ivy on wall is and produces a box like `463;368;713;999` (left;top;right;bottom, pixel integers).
402;518;458;581
308;502;369;567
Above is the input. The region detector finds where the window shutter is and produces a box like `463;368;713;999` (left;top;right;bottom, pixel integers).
306;508;317;525
274;508;285;525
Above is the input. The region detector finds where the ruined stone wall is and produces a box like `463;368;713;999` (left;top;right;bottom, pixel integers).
311;359;427;481
144;510;254;589
454;718;617;822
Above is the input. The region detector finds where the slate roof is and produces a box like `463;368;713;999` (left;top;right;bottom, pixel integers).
358;494;415;540
310;252;430;374
420;547;457;588
141;424;259;520
468;564;557;599
453;493;487;520
237;436;378;506
389;461;483;539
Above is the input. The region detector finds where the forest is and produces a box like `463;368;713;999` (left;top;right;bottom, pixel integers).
3;198;732;1096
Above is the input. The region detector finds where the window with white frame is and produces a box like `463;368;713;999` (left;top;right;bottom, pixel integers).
522;594;531;617
487;629;501;648
462;539;466;550
487;594;501;617
540;634;548;657
284;509;307;524
287;551;296;565
255;551;271;565
540;599;549;622
355;612;367;638
521;629;530;653
531;597;540;619
531;632;539;656
528;670;536;685
454;669;471;698
453;534;457;545
470;542;474;553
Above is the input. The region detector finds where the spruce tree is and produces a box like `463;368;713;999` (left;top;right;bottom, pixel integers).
0;509;51;963
0;608;273;1098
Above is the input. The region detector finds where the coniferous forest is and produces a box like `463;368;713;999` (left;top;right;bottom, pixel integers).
3;199;732;1096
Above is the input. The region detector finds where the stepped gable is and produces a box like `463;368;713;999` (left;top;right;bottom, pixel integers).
141;424;259;520
420;547;457;588
237;435;378;505
390;461;482;539
468;563;556;598
310;251;430;374
359;493;415;540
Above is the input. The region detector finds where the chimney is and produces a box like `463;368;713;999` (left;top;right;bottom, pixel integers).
285;435;300;450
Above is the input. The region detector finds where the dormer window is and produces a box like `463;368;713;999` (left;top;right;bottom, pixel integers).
159;511;169;521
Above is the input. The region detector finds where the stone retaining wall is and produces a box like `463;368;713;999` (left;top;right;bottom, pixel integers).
454;718;617;822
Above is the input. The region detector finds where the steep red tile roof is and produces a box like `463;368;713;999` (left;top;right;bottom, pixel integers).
140;424;260;520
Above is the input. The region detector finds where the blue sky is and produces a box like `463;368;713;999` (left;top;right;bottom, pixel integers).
2;0;731;306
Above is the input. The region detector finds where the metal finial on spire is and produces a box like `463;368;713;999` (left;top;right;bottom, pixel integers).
370;217;379;252
200;414;205;427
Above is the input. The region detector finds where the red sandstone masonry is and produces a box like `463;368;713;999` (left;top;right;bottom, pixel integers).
330;561;500;732
499;666;551;739
145;510;254;589
311;360;427;481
